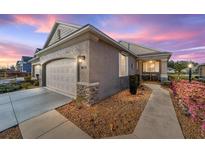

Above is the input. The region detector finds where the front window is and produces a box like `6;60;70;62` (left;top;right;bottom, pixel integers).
119;53;128;77
143;60;159;72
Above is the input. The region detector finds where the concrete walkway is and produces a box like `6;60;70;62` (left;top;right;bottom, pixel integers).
133;84;184;139
19;110;91;139
107;83;184;139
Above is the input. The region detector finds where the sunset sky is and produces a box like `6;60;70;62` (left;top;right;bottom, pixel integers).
0;14;205;67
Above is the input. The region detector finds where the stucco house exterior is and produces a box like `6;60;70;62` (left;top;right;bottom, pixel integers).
197;64;205;78
29;21;171;104
16;56;33;73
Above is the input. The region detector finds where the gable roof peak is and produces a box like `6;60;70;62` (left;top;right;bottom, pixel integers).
55;21;82;28
43;21;82;49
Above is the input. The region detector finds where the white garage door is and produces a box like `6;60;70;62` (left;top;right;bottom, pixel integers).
46;59;77;97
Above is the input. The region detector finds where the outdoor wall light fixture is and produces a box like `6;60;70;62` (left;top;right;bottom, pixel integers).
78;56;85;63
188;63;193;83
35;64;41;69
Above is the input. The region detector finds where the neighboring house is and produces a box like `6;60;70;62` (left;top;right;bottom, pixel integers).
181;66;197;74
197;64;205;77
168;67;175;74
29;21;171;104
16;61;21;71
17;56;33;73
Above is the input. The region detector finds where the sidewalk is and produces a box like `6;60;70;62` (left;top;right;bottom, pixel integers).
108;83;184;139
19;110;91;139
19;83;184;139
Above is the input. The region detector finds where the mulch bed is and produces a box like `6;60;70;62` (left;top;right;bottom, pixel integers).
0;125;22;139
169;89;204;139
56;85;152;138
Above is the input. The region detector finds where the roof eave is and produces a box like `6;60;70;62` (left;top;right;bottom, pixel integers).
36;25;138;57
137;52;172;60
28;57;39;63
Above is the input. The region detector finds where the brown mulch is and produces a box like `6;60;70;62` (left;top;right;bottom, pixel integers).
169;89;204;139
0;125;22;139
56;85;152;138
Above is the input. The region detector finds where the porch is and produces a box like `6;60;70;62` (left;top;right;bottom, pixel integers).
137;55;169;82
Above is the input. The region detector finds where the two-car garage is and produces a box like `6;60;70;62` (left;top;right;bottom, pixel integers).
45;59;77;98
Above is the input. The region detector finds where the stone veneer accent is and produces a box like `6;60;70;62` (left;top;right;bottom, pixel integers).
77;82;100;105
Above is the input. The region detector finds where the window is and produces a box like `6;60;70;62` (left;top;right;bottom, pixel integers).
119;53;128;77
143;60;159;72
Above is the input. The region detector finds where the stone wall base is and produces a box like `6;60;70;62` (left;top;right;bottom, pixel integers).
77;82;100;105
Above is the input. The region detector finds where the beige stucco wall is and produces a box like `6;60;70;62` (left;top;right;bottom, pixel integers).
36;34;92;86
89;39;137;100
200;65;205;77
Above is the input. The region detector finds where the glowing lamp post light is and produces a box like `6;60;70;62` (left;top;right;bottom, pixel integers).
188;63;193;83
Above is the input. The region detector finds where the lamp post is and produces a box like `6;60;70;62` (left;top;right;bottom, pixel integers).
188;63;193;83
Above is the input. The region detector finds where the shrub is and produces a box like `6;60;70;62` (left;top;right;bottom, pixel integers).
161;80;171;87
21;82;32;89
33;80;39;86
24;75;31;82
0;84;21;93
75;96;85;109
0;85;7;93
197;78;205;83
129;74;139;95
168;75;175;81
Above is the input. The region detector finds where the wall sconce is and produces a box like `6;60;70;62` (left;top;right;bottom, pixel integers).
35;64;41;69
78;55;85;63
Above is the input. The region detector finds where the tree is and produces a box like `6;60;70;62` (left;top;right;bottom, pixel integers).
174;61;187;79
168;60;175;68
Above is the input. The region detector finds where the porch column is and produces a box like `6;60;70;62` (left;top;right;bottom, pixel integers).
160;58;168;81
138;60;143;81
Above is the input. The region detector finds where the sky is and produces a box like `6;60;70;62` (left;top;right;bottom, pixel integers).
0;14;205;67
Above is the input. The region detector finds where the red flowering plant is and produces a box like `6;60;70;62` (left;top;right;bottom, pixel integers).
171;80;205;136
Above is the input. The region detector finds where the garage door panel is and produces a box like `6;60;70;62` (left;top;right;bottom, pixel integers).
46;59;77;97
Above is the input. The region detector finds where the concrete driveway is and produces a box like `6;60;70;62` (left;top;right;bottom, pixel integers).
0;88;72;132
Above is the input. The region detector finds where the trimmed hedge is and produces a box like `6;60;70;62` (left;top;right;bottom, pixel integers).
0;79;39;94
129;74;140;95
0;84;21;93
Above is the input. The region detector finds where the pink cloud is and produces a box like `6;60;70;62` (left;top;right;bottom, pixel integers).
171;50;205;64
0;41;34;67
105;28;199;44
152;31;198;42
13;15;56;33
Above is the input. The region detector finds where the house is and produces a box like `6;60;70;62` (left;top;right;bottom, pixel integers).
197;64;205;77
17;56;33;73
168;67;175;74
181;66;197;74
29;21;171;104
16;61;21;71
